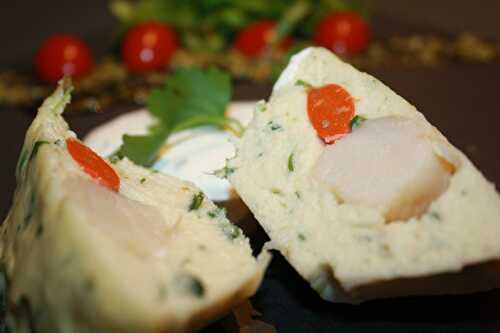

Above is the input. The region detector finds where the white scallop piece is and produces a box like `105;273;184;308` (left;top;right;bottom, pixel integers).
84;101;257;202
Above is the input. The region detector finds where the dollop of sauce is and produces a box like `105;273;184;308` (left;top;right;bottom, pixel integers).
84;102;256;201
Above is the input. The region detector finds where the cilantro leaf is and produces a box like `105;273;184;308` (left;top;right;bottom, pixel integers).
115;67;236;167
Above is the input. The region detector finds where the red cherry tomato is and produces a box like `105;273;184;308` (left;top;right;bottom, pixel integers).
307;84;355;144
66;138;120;192
314;11;370;55
35;35;93;83
234;20;292;58
122;21;178;73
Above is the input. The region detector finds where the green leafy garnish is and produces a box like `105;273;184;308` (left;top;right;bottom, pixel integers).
288;153;295;172
189;192;205;211
115;67;240;167
349;115;366;129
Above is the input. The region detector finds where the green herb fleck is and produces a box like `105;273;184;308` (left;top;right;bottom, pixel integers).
295;191;301;199
189;192;205;211
35;224;43;239
198;244;207;251
428;211;441;220
214;165;235;179
222;224;241;240
349;115;366;130
29;141;50;162
271;188;282;195
177;274;205;298
16;149;29;180
109;155;122;164
298;233;306;241
24;191;36;226
140;177;146;184
158;285;168;302
83;278;95;292
268;121;282;131
295;79;313;88
288;153;295;172
54;139;63;146
256;101;267;113
115;68;237;167
207;207;225;219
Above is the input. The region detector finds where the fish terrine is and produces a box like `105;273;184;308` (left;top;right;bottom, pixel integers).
1;79;269;332
227;47;500;303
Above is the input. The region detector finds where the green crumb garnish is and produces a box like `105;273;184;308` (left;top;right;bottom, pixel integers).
428;211;441;220
288;153;295;172
298;233;306;241
349;115;366;130
295;79;313;88
140;177;146;184
189;192;205;211
222;224;241;240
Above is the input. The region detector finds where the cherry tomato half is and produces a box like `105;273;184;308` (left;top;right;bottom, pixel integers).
314;11;370;55
35;35;93;83
234;20;292;58
122;21;178;73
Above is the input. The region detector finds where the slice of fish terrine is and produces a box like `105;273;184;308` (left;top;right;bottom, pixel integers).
227;47;500;303
1;79;269;332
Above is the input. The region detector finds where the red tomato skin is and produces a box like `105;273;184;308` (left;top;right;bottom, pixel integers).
35;35;93;83
122;21;178;73
314;11;370;55
234;20;292;57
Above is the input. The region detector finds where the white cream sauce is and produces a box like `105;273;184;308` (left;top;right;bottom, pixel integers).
84;101;256;202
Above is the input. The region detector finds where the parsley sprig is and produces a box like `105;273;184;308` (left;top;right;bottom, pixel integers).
115;67;241;167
